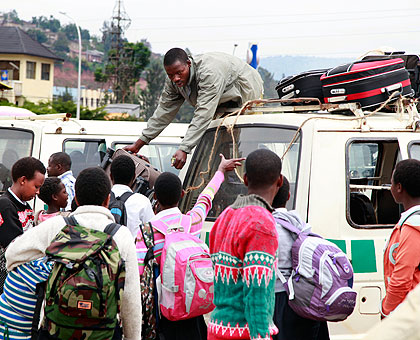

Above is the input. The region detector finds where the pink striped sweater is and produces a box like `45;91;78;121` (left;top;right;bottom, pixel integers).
136;170;225;275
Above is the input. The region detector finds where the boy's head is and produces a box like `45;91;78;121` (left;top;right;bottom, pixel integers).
11;157;46;201
272;176;290;209
47;152;72;177
38;177;68;209
75;167;111;206
244;149;282;191
110;155;135;186
391;159;420;204
154;172;182;208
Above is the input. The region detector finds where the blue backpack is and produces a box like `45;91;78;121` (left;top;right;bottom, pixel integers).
275;218;357;322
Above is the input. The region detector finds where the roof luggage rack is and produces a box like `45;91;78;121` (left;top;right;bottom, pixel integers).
218;96;420;132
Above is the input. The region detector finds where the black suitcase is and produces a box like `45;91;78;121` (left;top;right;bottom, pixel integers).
321;58;413;109
362;52;420;97
275;69;328;102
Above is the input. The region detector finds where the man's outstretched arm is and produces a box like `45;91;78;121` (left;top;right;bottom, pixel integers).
125;81;185;154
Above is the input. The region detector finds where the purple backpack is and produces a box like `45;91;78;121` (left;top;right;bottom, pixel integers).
276;218;356;322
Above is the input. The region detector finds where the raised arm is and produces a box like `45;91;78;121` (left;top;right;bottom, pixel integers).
187;154;245;236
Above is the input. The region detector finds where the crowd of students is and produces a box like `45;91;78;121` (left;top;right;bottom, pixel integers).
0;148;419;340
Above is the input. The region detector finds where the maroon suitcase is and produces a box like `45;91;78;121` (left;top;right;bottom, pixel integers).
321;58;413;109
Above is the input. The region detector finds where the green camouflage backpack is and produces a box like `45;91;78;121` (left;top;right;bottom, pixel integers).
43;216;125;340
137;222;159;340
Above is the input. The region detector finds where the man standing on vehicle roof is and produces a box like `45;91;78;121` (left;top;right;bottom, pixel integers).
125;48;264;169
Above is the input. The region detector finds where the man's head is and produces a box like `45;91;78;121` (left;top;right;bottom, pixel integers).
272;176;290;209
163;48;191;88
244;149;283;203
154;172;182;208
75;167;111;207
47;152;72;177
391;159;420;204
11;157;46;201
110;155;135;186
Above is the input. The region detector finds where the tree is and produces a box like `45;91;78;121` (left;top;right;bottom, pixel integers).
258;67;278;99
47;16;61;33
96;41;151;103
7;10;21;24
26;29;48;44
63;24;78;41
52;32;70;53
138;57;166;119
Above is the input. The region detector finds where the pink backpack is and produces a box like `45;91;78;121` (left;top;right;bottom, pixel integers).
152;215;215;321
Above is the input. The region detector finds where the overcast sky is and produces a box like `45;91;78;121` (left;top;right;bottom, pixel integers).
7;0;420;60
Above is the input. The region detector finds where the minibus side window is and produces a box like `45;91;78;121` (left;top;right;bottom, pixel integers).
347;140;400;228
408;142;420;160
181;125;301;220
0;128;33;193
63;139;106;177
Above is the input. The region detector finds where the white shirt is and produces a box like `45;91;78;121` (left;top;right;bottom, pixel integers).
111;184;155;238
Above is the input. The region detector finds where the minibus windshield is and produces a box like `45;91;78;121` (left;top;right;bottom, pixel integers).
181;124;301;220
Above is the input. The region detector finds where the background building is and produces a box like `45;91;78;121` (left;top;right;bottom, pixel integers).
0;26;62;105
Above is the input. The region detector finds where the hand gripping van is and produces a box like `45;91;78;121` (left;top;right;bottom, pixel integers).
180;97;420;339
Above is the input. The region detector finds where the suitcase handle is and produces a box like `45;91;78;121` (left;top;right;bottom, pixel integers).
381;83;402;97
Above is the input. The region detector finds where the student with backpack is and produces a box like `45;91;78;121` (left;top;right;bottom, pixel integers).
110;154;154;237
0;157;46;294
381;159;420;317
136;153;244;340
271;177;330;340
35;177;69;224
47;152;75;211
208;149;282;340
5;167;142;340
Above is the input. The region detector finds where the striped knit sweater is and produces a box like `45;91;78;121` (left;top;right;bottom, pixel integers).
0;258;53;340
136;170;225;275
208;195;279;340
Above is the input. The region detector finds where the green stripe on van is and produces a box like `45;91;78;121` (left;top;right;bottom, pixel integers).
327;239;346;253
351;240;377;273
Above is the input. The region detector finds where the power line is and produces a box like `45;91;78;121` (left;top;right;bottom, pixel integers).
75;7;420;23
129;12;420;31
146;28;420;45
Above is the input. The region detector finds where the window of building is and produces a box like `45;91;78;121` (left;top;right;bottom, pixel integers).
91;98;94;107
0;61;20;80
41;63;50;80
96;99;100;107
347;139;401;228
80;97;84;105
26;61;36;79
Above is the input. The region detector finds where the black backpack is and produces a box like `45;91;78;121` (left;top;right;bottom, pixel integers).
108;191;134;225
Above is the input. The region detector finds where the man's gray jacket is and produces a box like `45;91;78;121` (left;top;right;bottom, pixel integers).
140;52;264;153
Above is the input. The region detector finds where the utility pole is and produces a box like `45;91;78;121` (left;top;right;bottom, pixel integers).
109;0;131;103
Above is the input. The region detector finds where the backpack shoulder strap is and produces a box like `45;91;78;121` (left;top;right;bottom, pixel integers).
118;191;134;203
150;219;168;235
400;209;420;226
275;217;302;235
31;281;46;339
139;222;155;249
63;215;78;226
104;223;121;237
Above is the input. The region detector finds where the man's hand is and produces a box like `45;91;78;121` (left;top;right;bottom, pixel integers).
171;149;187;169
217;154;245;174
124;139;146;154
